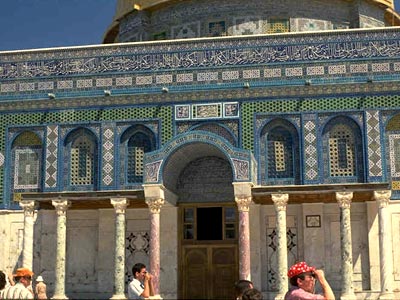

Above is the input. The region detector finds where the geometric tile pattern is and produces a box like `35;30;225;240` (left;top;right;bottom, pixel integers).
45;125;59;188
366;111;383;178
303;116;318;182
102;125;115;187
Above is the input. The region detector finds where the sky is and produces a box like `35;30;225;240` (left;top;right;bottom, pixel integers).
0;0;400;52
0;0;117;51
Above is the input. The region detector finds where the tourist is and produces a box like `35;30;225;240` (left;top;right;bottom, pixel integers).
0;268;34;299
0;271;6;292
234;279;254;300
127;263;154;299
35;275;47;299
285;262;334;300
242;288;263;300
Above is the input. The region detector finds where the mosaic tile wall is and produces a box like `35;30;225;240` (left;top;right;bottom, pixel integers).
118;0;383;41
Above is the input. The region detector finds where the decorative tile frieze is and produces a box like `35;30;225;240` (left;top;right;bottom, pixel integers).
285;67;303;77
197;72;218;82
76;79;93;88
155;74;173;84
95;78;113;87
57;80;73;89
242;69;260;79
176;73;194;83
38;81;54;90
264;68;281;78
116;77;133;86
136;75;153;85
350;64;368;73
328;64;346;75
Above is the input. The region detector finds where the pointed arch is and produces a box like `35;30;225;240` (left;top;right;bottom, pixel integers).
190;122;237;146
259;118;301;185
64;127;98;190
11;131;43;191
120;124;157;187
321;116;364;183
385;112;400;192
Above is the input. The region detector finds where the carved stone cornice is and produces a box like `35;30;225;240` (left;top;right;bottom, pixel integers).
52;199;70;216
272;193;289;211
336;191;353;209
19;200;36;217
146;198;165;214
111;198;128;214
235;196;252;212
374;190;392;208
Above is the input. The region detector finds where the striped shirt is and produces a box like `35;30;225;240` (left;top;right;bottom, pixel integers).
0;282;34;299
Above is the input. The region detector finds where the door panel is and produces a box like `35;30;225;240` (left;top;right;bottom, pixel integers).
182;246;237;299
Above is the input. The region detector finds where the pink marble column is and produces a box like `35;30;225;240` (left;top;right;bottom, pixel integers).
235;196;252;280
145;197;164;295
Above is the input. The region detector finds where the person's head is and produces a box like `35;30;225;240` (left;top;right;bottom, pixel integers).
36;275;44;283
13;268;34;288
0;271;6;290
234;279;253;299
242;288;263;300
288;262;316;293
132;263;147;281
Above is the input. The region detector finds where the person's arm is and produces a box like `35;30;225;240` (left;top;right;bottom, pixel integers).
141;273;154;298
314;270;335;300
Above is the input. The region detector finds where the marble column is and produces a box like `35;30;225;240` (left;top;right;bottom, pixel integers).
20;200;36;270
146;197;165;296
336;192;356;300
52;199;70;300
374;190;395;300
272;193;288;300
235;195;252;280
111;198;128;300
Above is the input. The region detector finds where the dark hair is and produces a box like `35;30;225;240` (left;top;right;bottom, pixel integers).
289;272;314;287
132;263;146;278
242;288;263;300
234;279;253;298
0;271;6;290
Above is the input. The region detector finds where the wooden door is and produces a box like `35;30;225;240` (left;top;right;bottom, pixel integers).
182;245;237;299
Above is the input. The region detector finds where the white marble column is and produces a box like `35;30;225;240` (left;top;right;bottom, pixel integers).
374;190;395;300
146;197;165;296
235;195;252;280
52;199;70;300
20;200;36;270
336;192;356;300
272;193;288;300
111;198;128;300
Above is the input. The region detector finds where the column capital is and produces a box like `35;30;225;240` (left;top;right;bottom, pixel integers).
111;198;128;214
374;190;391;208
235;195;252;212
146;197;165;214
52;199;70;216
336;191;353;209
272;193;288;211
20;200;36;217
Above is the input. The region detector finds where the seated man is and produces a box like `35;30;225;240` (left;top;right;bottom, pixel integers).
285;262;334;300
128;263;154;299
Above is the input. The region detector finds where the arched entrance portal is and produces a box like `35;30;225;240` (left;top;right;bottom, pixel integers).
144;132;256;299
177;156;238;299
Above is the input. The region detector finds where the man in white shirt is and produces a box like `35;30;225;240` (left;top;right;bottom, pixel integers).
128;263;154;299
0;268;34;299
